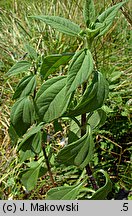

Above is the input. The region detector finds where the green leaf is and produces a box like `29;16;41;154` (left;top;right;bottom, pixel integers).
68;71;109;116
8;124;18;146
23;97;34;124
40;53;73;79
13;75;34;99
95;2;126;37
83;0;95;27
25;44;38;60
19;136;35;154
35;76;70;122
21;75;36;97
66;49;93;95
68;130;79;144
70;116;81;137
88;109;107;129
21;162;41;191
91;169;112;200
38;166;48;178
22;100;33;125
57;125;94;169
32;131;42;154
26;156;43;168
18;123;44;151
19;149;35;163
7;61;31;77
31;16;81;37
86;26;102;39
46;181;84;200
10;97;32;136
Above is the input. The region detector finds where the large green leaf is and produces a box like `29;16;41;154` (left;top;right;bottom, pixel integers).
95;2;126;37
18;136;35;154
32;131;42;154
13;75;36;99
69;116;81;137
57;125;94;169
15;75;36;99
88;109;107;129
7;60;31;77
46;181;84;200
23;97;34;124
8;124;18;146
21;162;42;191
18;123;44;151
35;76;70;122
66;49;93;95
83;0;95;27
68;71;109;116
40;53;73;79
68;130;79;144
10;97;34;136
31;16;81;37
90;170;112;200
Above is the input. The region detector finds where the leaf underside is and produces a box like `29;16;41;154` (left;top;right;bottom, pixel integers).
90;169;112;200
46;181;84;200
56;125;94;169
68;71;109;116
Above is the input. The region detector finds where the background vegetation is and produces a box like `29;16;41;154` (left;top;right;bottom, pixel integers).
0;0;131;199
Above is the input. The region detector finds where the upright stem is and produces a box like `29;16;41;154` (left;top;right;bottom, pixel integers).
42;142;55;186
81;83;99;191
85;165;99;190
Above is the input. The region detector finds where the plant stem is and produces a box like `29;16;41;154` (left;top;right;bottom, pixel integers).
81;82;87;137
42;142;55;186
85;165;99;190
81;83;99;191
81;113;87;137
